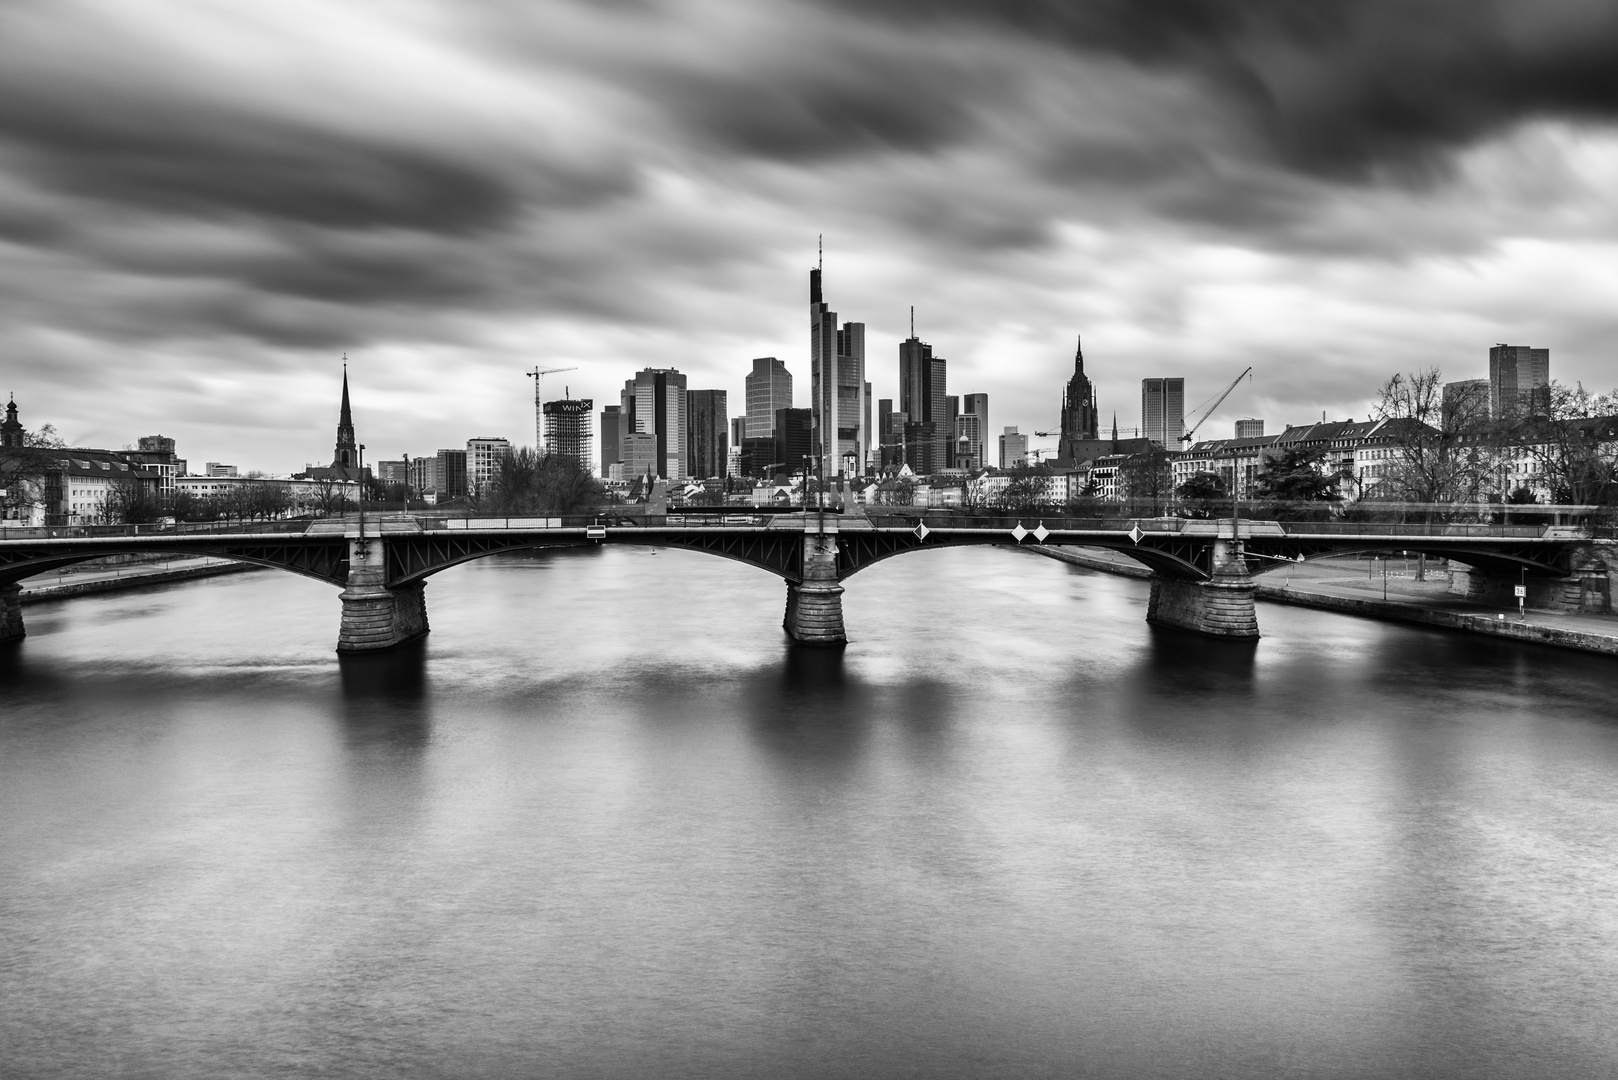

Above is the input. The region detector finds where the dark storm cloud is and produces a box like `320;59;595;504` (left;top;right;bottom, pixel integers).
832;0;1618;180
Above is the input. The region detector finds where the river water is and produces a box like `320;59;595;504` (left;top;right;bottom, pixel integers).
3;545;1618;1079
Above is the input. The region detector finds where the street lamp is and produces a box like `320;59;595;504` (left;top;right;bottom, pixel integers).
357;443;366;544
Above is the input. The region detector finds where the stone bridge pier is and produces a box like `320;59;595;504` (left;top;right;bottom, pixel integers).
2;582;23;643
1146;531;1259;639
338;535;429;653
1447;551;1612;614
783;516;846;647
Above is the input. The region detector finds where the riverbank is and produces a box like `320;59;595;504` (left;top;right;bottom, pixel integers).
18;557;263;603
1032;545;1618;656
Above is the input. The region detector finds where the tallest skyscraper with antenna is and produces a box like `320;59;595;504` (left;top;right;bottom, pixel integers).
809;242;869;480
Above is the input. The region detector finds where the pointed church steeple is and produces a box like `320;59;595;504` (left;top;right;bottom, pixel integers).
331;359;357;469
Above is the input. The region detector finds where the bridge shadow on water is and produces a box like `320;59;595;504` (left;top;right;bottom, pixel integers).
334;637;432;751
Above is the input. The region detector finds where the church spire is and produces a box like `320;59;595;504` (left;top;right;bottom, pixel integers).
331;357;357;470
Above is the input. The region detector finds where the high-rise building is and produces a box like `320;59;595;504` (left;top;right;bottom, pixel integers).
774;407;813;476
621;368;687;480
126;435;184;492
999;426;1028;469
1234;418;1265;439
686;389;728;480
877;398;907;470
434;448;468;500
544;399;594;466
1489;345;1550;418
600;404;622;476
1442;379;1490;427
466;437;511;498
1141;378;1186;445
1056;338;1099;464
375;460;408;486
739;437;777;478
899;333;948;473
809;266;868;479
745;358;792;439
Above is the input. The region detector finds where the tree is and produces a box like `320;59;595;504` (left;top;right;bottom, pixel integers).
250;481;293;521
309;477;351;518
998;462;1053;513
0;423;66;523
1510;382;1618;504
875;476;918;507
1252;445;1345;502
486;447;604;515
1175;471;1228;518
101;476;163;525
1370;367;1486;505
1117;450;1173;515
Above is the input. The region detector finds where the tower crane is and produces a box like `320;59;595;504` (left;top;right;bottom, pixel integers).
1180;367;1253;444
527;366;578;452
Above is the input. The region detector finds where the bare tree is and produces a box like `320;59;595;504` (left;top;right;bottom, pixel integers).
1513;382;1618;504
1117;450;1174;515
0;422;66;522
1370;367;1485;505
101;475;163;524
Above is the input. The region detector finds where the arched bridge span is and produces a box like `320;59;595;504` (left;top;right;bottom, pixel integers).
0;512;1591;651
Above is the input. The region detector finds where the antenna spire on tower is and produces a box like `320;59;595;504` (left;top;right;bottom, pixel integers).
818;234;822;272
910;305;914;338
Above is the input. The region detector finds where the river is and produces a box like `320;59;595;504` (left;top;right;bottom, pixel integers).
4;545;1618;1078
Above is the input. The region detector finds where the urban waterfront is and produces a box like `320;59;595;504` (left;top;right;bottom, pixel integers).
5;546;1618;1078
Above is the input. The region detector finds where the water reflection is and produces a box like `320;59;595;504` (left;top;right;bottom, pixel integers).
335;637;432;751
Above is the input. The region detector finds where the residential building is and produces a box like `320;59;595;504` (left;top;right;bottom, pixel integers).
621;368;687;481
466;437;511;499
1234;418;1264;439
1142;377;1186;445
1490;344;1550;418
999;426;1028;469
407;455;434;497
125;435;185;493
544;399;594;466
745;357;792;438
809;266;868;479
1055;337;1100;464
686;389;728;480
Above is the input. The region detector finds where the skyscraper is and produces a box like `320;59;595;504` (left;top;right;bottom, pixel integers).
621;368;687;481
686;389;728;480
898;332;948;473
1489;344;1550;418
543;399;594;466
600;404;622;476
999;427;1028;469
1141;378;1186;445
1234;418;1265;439
809;264;867;479
745;358;792;439
959;394;988;470
1442;379;1491;426
1056;338;1099;464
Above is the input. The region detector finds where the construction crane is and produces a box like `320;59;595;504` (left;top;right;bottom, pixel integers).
527;366;578;452
1180;367;1253;444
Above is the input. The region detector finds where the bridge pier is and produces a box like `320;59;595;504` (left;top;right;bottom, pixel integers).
1146;535;1258;639
337;537;429;653
784;522;846;647
1;582;23;643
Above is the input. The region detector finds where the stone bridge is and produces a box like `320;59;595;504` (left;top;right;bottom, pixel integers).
0;511;1600;650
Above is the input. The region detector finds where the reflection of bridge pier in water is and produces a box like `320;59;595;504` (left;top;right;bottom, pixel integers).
0;511;1601;651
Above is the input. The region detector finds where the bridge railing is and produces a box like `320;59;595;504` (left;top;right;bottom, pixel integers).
0;519;318;541
1274;520;1549;538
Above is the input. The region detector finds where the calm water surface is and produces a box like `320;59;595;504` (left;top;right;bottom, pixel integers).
3;546;1618;1079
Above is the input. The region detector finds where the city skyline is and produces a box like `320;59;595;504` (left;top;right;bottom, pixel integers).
5;4;1617;474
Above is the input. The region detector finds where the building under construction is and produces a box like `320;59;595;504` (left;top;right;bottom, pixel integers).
543;398;594;466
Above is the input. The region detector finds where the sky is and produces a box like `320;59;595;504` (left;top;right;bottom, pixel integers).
4;0;1618;473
